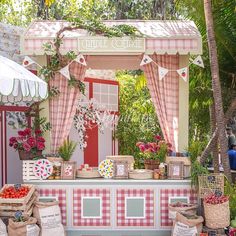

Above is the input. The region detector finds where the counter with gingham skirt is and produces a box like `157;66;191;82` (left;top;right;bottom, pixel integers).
25;179;196;236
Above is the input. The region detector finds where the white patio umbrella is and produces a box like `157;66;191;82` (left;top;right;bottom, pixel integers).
0;55;48;103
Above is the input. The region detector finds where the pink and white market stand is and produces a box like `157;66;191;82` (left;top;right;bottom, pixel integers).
17;19;203;235
25;179;195;236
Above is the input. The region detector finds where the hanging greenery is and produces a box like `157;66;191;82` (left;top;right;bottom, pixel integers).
39;18;142;98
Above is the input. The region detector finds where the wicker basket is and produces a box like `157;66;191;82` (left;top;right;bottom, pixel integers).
198;174;224;198
18;150;42;160
144;159;160;170
77;168;101;178
204;200;230;229
129;169;153;179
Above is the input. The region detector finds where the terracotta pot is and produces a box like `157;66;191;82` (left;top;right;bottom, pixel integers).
18;150;42;160
144;159;160;170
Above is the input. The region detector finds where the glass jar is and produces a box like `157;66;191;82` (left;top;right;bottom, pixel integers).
153;169;160;179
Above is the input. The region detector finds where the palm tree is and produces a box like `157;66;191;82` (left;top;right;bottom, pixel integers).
203;0;232;181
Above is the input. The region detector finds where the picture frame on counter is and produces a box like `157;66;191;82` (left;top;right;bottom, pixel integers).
113;160;129;179
61;161;77;180
168;161;184;180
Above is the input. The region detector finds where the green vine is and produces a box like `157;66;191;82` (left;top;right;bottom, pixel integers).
39;19;141;98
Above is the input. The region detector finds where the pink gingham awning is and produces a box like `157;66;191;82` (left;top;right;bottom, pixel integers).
21;20;202;55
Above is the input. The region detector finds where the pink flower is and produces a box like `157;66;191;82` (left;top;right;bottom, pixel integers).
35;129;42;135
18;130;26;136
13;143;18;149
9;137;17;143
37;136;45;143
27;137;36;148
136;142;144;147
139;144;146;152
24;128;31;136
37;142;45;151
23;142;31;152
154;135;161;141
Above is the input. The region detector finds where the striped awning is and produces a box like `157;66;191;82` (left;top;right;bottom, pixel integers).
21;20;202;56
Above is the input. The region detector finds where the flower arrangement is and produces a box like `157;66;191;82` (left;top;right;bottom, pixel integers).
136;135;172;163
9;128;45;159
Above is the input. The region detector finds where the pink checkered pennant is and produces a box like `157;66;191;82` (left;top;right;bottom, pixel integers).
37;188;67;226
116;189;154;227
73;189;111;227
160;188;197;227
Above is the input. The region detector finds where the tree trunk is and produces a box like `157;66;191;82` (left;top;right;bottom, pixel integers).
204;0;232;182
209;103;219;173
200;97;236;161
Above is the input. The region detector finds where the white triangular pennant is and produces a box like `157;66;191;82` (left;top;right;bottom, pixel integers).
158;66;169;80
140;55;153;66
59;65;70;80
22;56;36;67
177;67;188;82
74;54;87;66
192;55;204;68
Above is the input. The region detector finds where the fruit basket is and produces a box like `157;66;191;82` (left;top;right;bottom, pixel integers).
0;184;36;217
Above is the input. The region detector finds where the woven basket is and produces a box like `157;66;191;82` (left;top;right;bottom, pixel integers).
129;169;153;179
198;174;224;198
204;200;230;229
144;159;160;170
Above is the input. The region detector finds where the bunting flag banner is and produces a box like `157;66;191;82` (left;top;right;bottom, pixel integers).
22;56;36;67
192;55;204;68
74;54;87;66
140;54;153;66
59;65;70;80
177;67;188;82
158;66;169;80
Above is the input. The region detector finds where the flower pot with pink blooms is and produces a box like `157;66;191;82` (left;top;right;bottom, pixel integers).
136;135;172;170
9;128;45;160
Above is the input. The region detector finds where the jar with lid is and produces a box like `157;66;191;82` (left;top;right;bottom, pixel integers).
153;169;160;179
159;162;166;179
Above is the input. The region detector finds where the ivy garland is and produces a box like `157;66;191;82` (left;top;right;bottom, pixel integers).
39;19;142;98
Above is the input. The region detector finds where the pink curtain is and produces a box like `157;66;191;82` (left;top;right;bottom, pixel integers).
49;61;87;153
142;54;179;151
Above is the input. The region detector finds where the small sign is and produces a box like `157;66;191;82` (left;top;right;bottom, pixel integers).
78;37;145;54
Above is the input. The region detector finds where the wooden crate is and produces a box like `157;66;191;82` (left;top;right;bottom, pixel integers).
0;184;35;205
0;204;34;217
22;161;38;181
0;184;36;217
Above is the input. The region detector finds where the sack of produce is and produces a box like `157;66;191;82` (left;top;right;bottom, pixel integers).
204;193;230;229
168;202;197;219
8;211;39;236
0;218;7;236
172;212;204;236
33;201;65;236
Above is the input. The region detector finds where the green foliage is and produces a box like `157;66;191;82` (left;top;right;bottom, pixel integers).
225;179;236;220
58;140;77;161
188;140;208;163
32;116;51;134
190;161;209;188
115;71;161;168
176;0;236;143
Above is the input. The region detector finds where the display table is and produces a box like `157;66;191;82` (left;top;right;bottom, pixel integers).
25;179;196;236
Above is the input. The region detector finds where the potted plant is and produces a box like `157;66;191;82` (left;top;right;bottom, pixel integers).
9;128;45;160
58;140;77;179
136;135;172;170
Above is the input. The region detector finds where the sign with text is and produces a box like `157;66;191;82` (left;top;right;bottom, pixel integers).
78;37;145;53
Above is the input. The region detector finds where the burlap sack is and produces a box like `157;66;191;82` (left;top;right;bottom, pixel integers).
8;217;39;236
33;201;65;236
0;219;7;236
168;203;198;219
172;212;204;236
